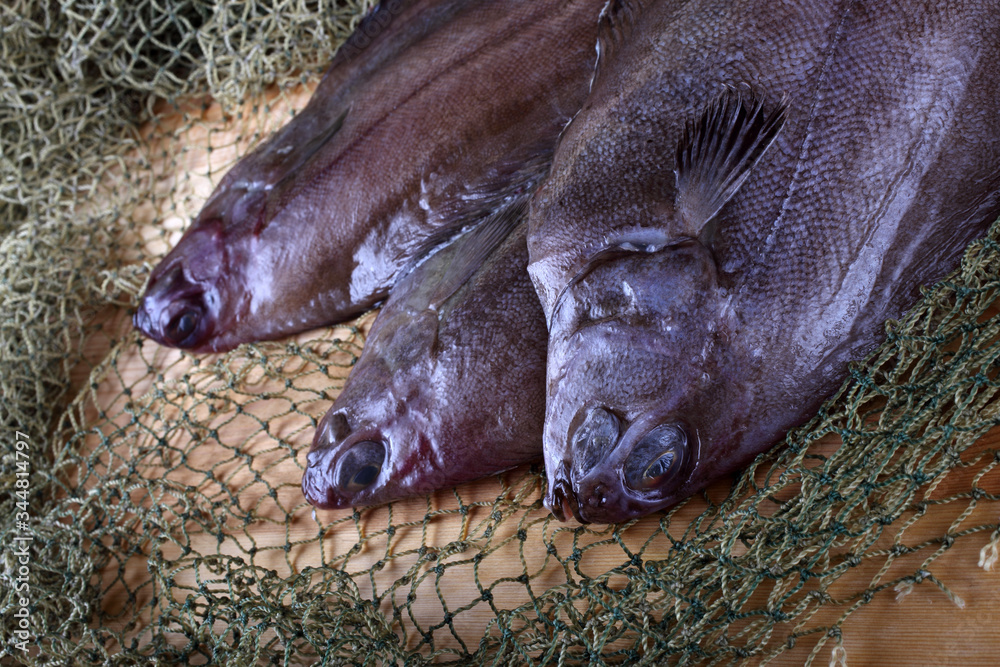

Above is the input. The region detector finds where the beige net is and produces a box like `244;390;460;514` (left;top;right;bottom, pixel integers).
2;1;999;665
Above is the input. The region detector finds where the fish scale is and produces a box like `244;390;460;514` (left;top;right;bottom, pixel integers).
528;0;1000;523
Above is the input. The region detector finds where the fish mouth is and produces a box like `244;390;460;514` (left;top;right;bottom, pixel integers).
545;464;640;524
546;472;649;524
547;469;688;524
545;463;584;523
132;306;155;341
302;446;343;509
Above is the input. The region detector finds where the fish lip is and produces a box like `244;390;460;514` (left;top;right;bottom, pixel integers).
132;306;154;340
133;297;174;347
133;272;169;345
302;416;348;509
301;445;342;509
545;462;587;523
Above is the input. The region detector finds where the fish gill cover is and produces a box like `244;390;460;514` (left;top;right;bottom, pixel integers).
0;0;998;665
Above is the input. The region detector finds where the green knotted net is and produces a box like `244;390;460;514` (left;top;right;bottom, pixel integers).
1;1;999;665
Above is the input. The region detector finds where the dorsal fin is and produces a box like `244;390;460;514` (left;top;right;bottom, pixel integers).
595;0;644;80
675;88;787;243
426;193;530;309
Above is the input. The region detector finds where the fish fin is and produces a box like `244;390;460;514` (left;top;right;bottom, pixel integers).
596;0;644;77
675;87;787;244
426;193;530;309
408;143;551;264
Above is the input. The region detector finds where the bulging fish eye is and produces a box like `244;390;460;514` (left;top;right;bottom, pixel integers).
164;307;201;347
623;424;687;491
572;407;621;475
336;440;386;493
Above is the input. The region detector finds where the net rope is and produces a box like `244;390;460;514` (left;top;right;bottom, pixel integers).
2;2;999;664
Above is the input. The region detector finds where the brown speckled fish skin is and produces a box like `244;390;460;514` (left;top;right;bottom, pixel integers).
133;0;605;352
302;210;546;509
527;0;1000;523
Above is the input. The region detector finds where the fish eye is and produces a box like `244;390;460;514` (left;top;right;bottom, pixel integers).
336;440;385;493
164;308;200;346
623;424;687;491
572;407;620;475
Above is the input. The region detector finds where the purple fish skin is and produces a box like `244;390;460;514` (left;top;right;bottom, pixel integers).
302;219;546;509
527;0;1000;523
134;0;605;353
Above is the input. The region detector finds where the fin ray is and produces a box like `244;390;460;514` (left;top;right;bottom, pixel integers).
426;193;530;309
406;143;552;269
675;88;787;242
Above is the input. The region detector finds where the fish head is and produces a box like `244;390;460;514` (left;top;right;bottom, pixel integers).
543;236;749;524
302;406;394;510
133;217;237;351
134;104;348;352
302;309;442;509
302;395;441;510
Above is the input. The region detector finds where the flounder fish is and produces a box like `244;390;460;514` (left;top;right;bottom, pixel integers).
134;0;604;352
303;196;546;508
527;0;1000;523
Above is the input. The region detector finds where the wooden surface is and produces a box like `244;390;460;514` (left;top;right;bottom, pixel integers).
76;85;1000;664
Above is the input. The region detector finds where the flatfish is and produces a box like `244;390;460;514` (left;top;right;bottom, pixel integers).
134;0;604;352
303;197;546;508
527;0;1000;522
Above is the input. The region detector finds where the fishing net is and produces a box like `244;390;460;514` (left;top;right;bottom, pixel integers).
2;1;998;664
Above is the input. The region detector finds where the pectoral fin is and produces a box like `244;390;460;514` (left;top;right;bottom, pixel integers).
675;88;787;244
596;0;645;80
426;192;530;309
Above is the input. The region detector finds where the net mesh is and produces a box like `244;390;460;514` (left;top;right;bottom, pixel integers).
2;1;999;664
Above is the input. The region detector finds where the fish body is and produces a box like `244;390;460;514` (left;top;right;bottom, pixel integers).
134;0;604;352
303;200;546;509
527;0;1000;523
